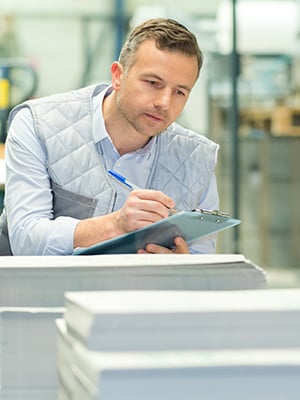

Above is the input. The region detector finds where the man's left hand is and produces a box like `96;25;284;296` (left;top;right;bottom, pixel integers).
137;236;189;254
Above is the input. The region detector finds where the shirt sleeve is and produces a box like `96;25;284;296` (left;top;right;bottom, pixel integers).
5;107;79;255
188;173;220;254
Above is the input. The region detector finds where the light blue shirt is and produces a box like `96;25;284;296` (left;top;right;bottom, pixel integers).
5;88;219;255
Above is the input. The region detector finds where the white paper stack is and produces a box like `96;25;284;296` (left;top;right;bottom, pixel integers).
63;289;300;351
0;254;267;307
0;254;267;399
56;289;300;400
0;307;64;400
65;345;300;400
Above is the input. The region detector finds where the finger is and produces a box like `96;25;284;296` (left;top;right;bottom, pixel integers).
173;236;189;254
137;249;149;254
126;192;173;220
144;243;173;254
142;237;189;254
131;189;175;211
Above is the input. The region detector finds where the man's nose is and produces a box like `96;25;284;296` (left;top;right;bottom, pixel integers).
154;88;172;110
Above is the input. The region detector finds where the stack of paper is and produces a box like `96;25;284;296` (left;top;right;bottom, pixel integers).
61;345;300;400
56;289;300;399
0;254;267;307
0;254;267;400
0;307;64;400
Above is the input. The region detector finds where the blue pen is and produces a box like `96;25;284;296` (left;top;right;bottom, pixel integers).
108;169;140;190
108;169;177;215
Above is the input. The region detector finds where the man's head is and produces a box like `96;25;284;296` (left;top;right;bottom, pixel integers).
105;18;202;151
119;18;203;79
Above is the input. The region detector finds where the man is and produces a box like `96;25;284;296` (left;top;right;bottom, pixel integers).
0;18;219;255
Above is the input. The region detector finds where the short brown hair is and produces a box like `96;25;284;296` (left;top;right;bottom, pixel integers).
119;18;203;79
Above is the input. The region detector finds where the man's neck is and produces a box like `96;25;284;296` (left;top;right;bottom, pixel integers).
102;92;150;156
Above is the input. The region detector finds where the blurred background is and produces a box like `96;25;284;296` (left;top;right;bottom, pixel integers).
0;0;299;286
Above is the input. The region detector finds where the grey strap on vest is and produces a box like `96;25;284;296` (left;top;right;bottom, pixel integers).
0;210;12;255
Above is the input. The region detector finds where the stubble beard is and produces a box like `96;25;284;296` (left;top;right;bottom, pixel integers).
116;97;165;139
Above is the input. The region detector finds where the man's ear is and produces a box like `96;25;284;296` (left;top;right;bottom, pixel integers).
111;62;123;90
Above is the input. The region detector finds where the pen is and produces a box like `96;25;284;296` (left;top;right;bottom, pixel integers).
107;169;177;215
108;169;140;190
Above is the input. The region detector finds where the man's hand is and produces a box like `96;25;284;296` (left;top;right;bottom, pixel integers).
74;189;176;249
115;189;175;233
137;236;189;254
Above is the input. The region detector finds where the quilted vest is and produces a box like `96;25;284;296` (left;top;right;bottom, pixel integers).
0;84;219;255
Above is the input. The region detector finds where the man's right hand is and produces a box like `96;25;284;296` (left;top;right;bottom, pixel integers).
73;189;175;249
115;189;175;233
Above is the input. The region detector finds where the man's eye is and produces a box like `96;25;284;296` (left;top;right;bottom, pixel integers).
176;89;185;97
147;80;158;86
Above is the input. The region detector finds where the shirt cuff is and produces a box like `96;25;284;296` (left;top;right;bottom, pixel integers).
43;217;80;255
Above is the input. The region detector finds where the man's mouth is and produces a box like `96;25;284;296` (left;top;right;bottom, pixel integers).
144;112;165;123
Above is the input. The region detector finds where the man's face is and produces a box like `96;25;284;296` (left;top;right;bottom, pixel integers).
113;40;199;139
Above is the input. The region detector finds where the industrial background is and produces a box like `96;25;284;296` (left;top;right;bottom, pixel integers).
1;0;300;286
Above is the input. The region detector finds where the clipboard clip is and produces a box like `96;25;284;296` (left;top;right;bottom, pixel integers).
192;209;231;218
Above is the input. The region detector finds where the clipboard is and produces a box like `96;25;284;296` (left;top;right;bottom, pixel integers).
73;209;241;255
